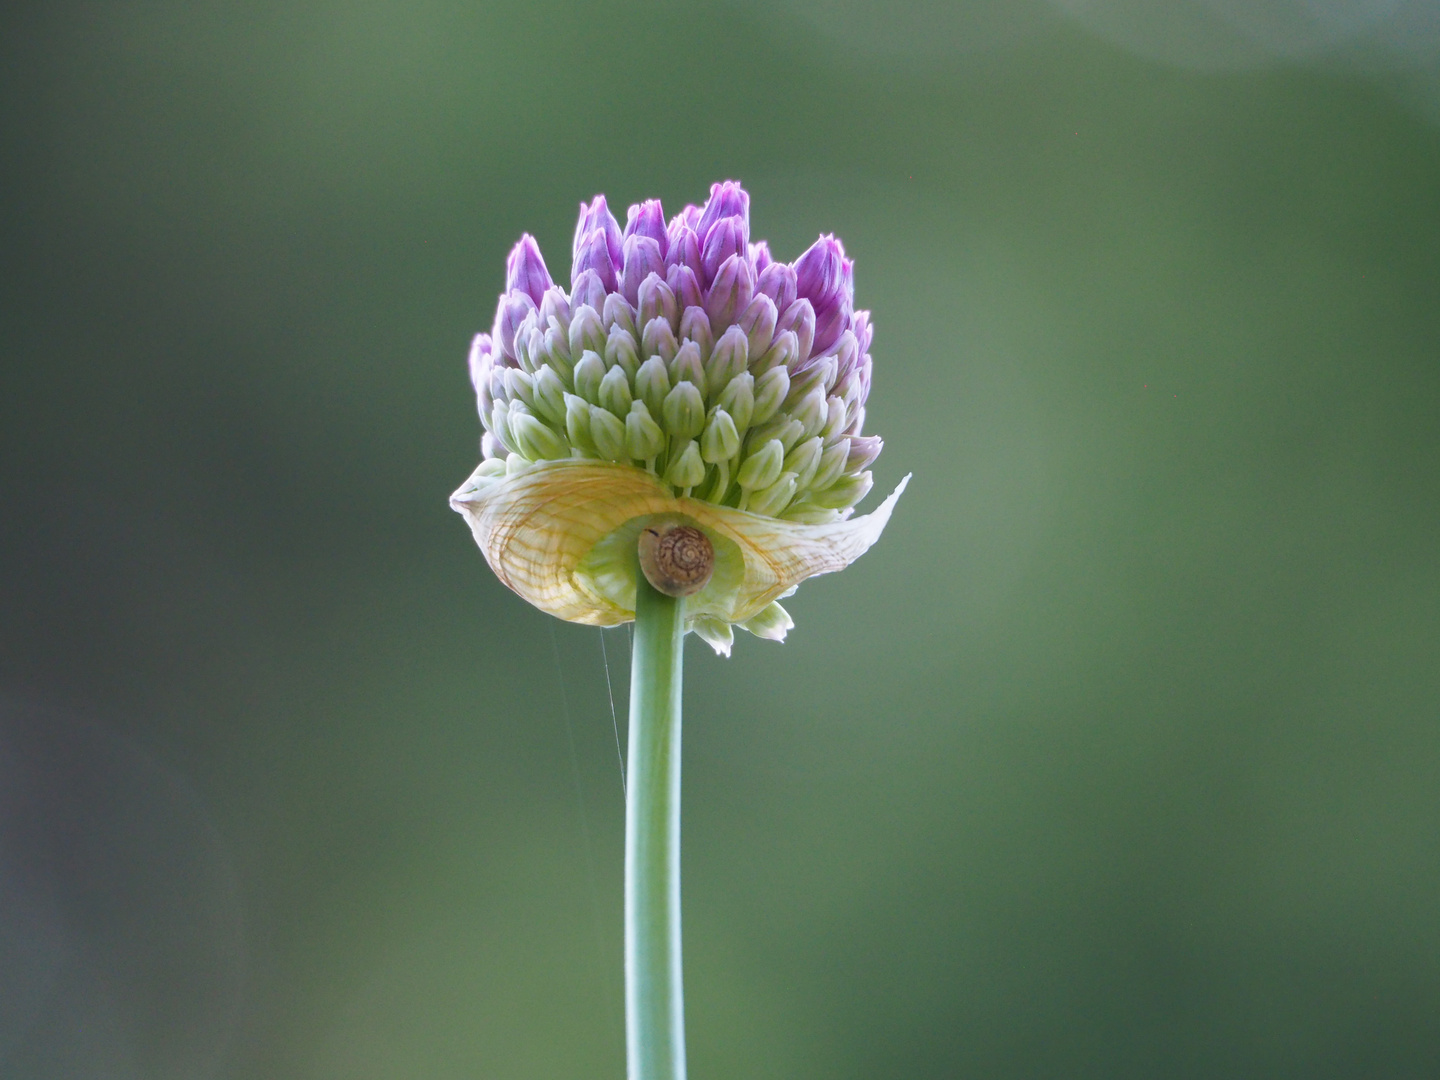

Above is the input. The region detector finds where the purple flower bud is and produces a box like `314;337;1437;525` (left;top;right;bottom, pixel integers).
678;306;713;360
571;268;607;313
846;434;882;472
636;273;678;333
493;290;537;361
641;316;679;363
750;241;773;274
793;234;845;311
573;194;623;271
775;298;816;366
664;225;703;282
832;330;860;382
839;256;855;307
811;294;849;357
667;264;703;311
480;430;505;460
851;309;873;356
505;234;553;306
755;261;797;312
538;286;571;337
845;403;866;436
624;199;668;252
855;354;872;407
668;204;701;234
573;228;618;293
736;294;777;359
695;180;750;248
621;235;666;306
705;252;754;331
701;217;746;286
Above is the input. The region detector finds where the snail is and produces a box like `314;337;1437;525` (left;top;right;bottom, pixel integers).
638;521;715;598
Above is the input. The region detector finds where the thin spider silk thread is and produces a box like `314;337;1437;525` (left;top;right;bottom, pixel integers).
548;622;608;980
600;628;626;795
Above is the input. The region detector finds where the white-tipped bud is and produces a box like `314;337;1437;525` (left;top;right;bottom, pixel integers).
663;440;706;490
604;326;640;380
637;272;678;332
662;381;706;440
748;471;798;517
503;367;535;410
476;455;508;478
678;306;713;361
568;304;605;359
599;365;632;417
717;371;755;433
573;350;606;405
783;436;824;490
739;601;793;642
811;438;849;492
822;395;848;441
701;407;741;464
588;403;628;462
504;451;534;477
480;431;505;461
538;286;571;337
737;438;785;491
635;356;671;416
668;340;707;399
531;365;568;427
543;321;574;383
705;326;748;398
641;317;678;363
511;409;569;461
626;400;665;462
518;326;545;374
602;291;637;339
565;393;596;454
752;329;799;376
793;388;828;439
812;470;873;509
751;366;790;425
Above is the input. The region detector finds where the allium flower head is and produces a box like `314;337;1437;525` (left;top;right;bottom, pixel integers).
452;182;907;654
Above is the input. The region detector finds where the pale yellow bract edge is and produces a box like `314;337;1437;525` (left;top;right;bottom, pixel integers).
450;460;909;645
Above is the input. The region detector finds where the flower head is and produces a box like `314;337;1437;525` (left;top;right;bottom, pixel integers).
453;182;907;653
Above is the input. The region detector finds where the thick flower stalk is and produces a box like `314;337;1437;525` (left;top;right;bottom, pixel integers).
451;183;905;1080
453;181;906;655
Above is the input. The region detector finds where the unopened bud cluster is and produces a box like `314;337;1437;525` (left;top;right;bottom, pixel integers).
468;182;883;523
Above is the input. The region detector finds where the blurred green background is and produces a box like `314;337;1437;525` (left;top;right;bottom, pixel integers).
2;1;1438;1077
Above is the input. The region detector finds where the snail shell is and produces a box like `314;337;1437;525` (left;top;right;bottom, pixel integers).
638;522;715;597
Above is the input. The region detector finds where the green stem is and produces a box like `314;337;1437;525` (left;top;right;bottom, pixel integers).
626;572;687;1080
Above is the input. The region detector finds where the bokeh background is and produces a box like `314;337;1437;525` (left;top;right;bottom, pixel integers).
3;1;1439;1077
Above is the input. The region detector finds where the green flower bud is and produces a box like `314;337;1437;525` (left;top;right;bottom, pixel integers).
822;395;848;441
635;356;671;416
663;439;705;491
783;435;824;490
568;304;606;359
737;438;785;491
748;415;806;453
599;364;632;417
511;409;569;461
602;291;637;340
701;407;741;464
777;499;841;525
544;318;573;370
751;366;790;425
625;400;665;463
503;367;535;410
739;600;793;642
701;459;730;503
504;450;534;477
662;381;706;440
641;317;678;363
475;456;508;479
704;326;748;398
737;293;778;360
786;357;837;406
588;403;628;462
564;393;596;454
668;340;707;399
792;388;829;439
573;350;606;405
811;438;849;492
531;365;568;427
489;398;511;447
748;471;798;517
604;326;640;380
716;371;754;434
811;470;874;510
678;306;713;361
